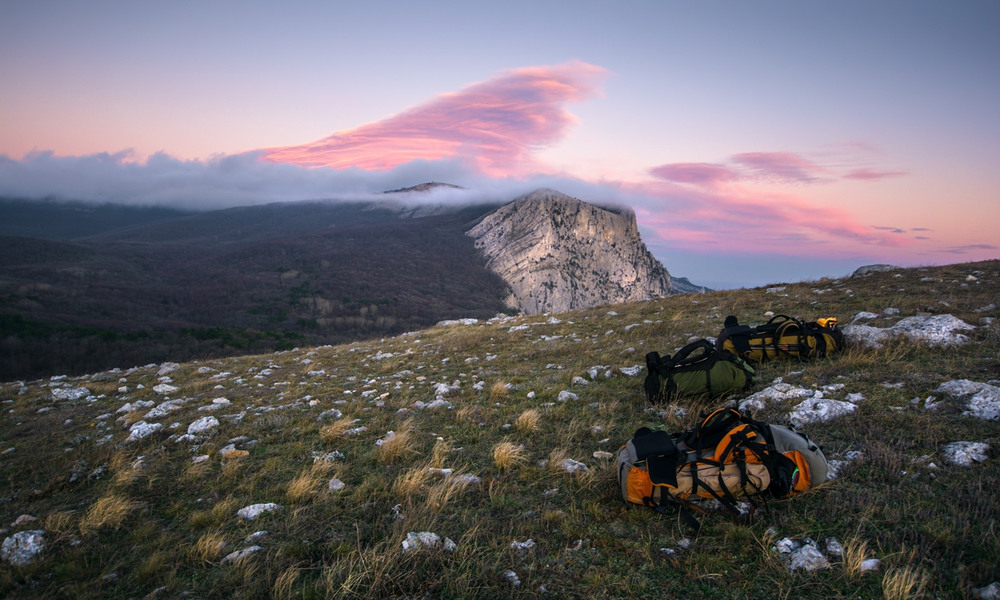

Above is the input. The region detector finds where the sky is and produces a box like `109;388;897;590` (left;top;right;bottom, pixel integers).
1;1;998;289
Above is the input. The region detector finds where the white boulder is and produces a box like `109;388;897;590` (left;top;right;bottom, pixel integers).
187;416;220;435
934;380;1000;421
236;503;282;520
401;531;456;553
940;442;990;467
2;530;45;566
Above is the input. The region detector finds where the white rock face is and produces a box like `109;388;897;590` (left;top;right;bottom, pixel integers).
466;189;672;314
2;530;45;566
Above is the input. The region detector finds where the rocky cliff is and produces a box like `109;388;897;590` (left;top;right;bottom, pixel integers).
466;188;672;314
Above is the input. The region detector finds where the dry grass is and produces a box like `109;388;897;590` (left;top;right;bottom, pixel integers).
492;440;526;471
514;408;541;433
393;465;433;498
456;405;483;423
287;462;331;504
489;381;510;400
191;531;228;564
881;565;929;600
272;564;301;600
842;537;871;579
430;438;452;468
79;494;138;536
320;417;358;442
377;419;420;464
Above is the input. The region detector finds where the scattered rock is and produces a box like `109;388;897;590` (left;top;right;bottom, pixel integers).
51;387;91;401
328;478;346;492
236;503;282;520
2;530;45;566
556;458;589;473
11;514;37;527
844;314;975;348
502;569;521;587
510;539;535;552
152;383;179;395
221;546;262;564
772;537;830;572
739;383;815;412
851;264;897;277
940;441;990;467
401;531;455;553
557;391;579;402
187;416;220;435
859;558;881;572
126;421;163;442
788;398;857;428
973;582;1000;600
934;380;1000;420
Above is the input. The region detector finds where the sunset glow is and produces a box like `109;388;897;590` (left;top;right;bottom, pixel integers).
1;1;997;287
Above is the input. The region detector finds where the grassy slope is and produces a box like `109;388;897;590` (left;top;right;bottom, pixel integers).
1;260;997;599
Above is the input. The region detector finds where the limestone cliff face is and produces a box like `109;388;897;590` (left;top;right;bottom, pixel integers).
466;188;672;315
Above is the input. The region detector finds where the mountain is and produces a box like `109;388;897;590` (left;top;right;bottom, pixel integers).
467;189;672;314
0;188;698;381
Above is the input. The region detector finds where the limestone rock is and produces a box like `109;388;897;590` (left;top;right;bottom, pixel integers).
188;416;220;435
466;189;671;314
772;537;830;572
940;441;990;466
2;530;45;566
401;531;456;553
236;503;282;520
934;380;1000;420
844;314;975;348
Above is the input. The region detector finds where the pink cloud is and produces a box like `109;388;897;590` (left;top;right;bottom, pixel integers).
730;152;833;183
622;178;908;258
843;167;908;181
260;60;608;177
648;162;735;185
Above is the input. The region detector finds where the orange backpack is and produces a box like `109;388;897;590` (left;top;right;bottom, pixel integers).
616;408;828;525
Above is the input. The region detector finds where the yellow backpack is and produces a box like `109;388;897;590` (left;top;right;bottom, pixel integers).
716;315;843;363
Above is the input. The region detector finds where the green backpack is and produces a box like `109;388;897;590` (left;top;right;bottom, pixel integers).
644;340;756;404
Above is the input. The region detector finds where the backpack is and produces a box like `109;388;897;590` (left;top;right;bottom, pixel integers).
716;315;844;363
643;340;756;404
616;408;828;525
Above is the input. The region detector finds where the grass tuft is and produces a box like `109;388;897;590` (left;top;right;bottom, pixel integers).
79;494;138;536
492;440;526;471
881;565;929;600
514;409;541;433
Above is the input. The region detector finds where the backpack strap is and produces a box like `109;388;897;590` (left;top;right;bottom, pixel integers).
717;315;754;356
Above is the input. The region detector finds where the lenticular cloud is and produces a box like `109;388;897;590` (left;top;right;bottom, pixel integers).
261;60;608;177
